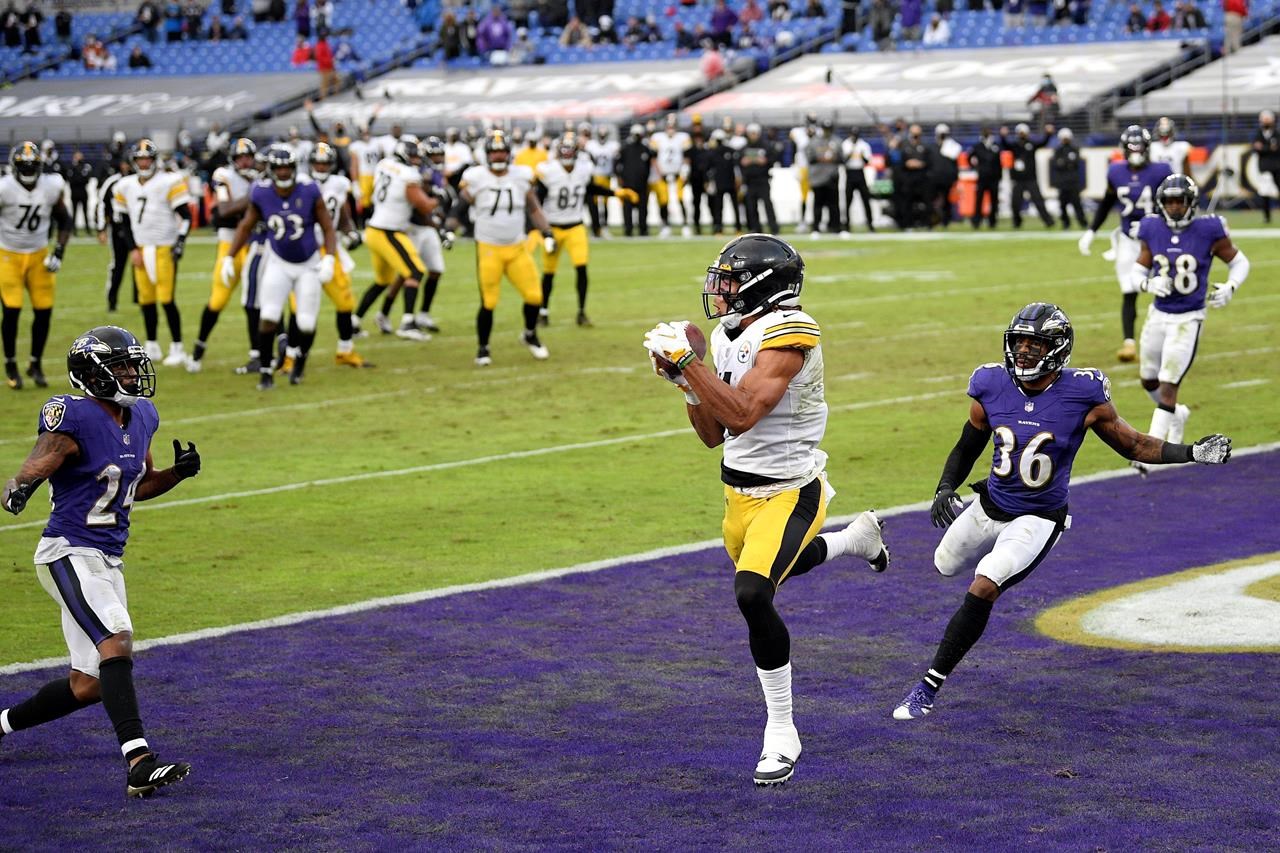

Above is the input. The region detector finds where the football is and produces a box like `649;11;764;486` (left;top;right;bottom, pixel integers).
654;322;708;378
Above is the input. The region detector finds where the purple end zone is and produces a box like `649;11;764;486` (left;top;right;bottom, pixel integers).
2;454;1278;849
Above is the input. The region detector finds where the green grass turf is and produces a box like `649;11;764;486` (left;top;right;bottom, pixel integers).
1;219;1277;664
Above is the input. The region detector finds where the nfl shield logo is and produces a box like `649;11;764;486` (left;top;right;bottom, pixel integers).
123;434;131;446
1024;401;1035;413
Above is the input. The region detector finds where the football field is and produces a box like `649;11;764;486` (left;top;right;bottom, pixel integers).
1;221;1278;845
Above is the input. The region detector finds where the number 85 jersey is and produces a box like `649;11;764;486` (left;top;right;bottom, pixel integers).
460;164;534;247
38;394;159;557
969;364;1111;516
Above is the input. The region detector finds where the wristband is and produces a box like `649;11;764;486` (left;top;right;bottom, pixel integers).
1159;442;1194;464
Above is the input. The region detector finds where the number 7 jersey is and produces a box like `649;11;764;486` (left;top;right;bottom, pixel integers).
460;164;535;246
968;364;1111;516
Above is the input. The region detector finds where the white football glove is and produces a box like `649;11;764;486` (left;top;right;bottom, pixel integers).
643;321;697;371
1191;434;1232;464
43;252;61;272
543;234;557;255
441;230;456;250
220;255;237;286
317;254;336;284
1142;275;1173;298
1207;281;1236;308
1076;229;1095;256
341;230;363;251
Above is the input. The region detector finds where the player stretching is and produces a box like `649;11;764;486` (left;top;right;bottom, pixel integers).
1;140;71;389
222;147;337;389
1;325;201;797
1128;175;1249;456
1077;126;1172;362
644;234;889;786
893;302;1232;721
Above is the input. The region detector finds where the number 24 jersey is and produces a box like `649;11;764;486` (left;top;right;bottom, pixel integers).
460;164;534;246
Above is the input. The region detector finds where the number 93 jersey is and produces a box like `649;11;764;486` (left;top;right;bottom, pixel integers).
37;394;159;557
460;164;534;246
1136;213;1226;314
251;180;322;263
969;364;1111;516
0;173;66;253
535;159;593;227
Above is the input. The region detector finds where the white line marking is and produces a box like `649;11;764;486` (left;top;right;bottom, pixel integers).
2;442;1275;676
1221;378;1270;389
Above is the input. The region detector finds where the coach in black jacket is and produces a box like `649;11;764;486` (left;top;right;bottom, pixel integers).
968;127;1003;229
1049;128;1086;229
617;124;653;237
1000;122;1054;228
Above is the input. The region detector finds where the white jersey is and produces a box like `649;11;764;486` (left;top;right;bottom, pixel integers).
210;165;254;243
841;137;872;169
536;159;595;227
312;171;352;240
372;134;399;162
1150;139;1191;172
710;309;827;487
585;138;619;178
283;139;314;175
790;127;813;169
0;173;64;253
347;139;381;181
368;159;422;232
651;130;691;177
460;164;534;246
443;141;474;177
113;172;191;246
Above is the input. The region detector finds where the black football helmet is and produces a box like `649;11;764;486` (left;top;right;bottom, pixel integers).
309;142;337;178
1120;125;1150;168
231;137;258;178
392;134;422;166
1004;303;1073;382
130;138;160;178
1154;116;1175;142
485;130;511;172
422;135;445;167
9;140;41;189
703;234;805;324
265;145;297;189
67;326;156;407
555;134;578;168
1155;174;1198;231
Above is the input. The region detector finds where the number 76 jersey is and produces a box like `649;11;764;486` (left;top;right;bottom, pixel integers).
38;394;159;557
0;173;65;253
460;164;534;247
968;364;1111;516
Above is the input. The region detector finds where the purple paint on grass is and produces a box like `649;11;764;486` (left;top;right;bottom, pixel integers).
1;455;1278;849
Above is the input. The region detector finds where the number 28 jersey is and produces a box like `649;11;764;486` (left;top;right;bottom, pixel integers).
1136;213;1226;315
460;164;534;246
38;394;159;557
0;173;65;253
969;364;1111;516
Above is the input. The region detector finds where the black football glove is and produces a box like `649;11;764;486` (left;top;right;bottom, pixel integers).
172;439;201;479
930;487;963;529
172;234;187;261
3;479;36;515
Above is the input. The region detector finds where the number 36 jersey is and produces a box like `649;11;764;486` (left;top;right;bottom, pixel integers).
1136;213;1226;315
460;164;534;246
969;364;1111;517
0;173;65;253
38;394;159;557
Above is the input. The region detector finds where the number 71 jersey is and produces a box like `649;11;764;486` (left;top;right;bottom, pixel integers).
37;394;159;557
460;164;534;247
968;364;1111;516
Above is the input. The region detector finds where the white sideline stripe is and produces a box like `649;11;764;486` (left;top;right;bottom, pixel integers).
2;441;1277;677
1221;378;1270;389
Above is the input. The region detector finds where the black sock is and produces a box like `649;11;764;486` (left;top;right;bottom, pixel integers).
356;283;387;318
925;592;994;690
29;308;51;361
286;314;300;350
194;307;220;360
244;307;260;351
97;657;148;761
3;677;97;732
420;273;440;312
476;307;494;347
257;325;278;369
1121;292;1138;340
141;304;158;341
541;272;554;308
575;266;588;314
336;311;353;343
1158;402;1176;413
735;572;789;671
781;537;828;582
380;291;396;317
162;302;182;343
402;285;419;316
522;302;540;333
2;306;19;360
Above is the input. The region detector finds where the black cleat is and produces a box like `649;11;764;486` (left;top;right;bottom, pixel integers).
576;312;592;327
537;310;549;327
25;361;47;388
256;371;274;391
5;361;21;390
126;754;191;798
234;356;261;375
289;358;306;385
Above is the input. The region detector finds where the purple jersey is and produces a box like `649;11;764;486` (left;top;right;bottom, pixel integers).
1107;161;1173;239
251;180;322;263
38;395;159;557
968;364;1111;515
1136;213;1227;314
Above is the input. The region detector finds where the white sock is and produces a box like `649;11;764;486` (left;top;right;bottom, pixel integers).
337;339;353;354
401;313;414;326
286;346;301;359
1149;407;1174;441
1167;405;1188;444
817;531;844;560
757;664;800;758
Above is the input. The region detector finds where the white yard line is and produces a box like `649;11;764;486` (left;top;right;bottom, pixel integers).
1221;378;1271;389
3;440;1276;677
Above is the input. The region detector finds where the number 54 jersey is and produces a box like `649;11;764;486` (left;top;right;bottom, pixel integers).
969;364;1111;517
37;394;159;558
460;164;534;247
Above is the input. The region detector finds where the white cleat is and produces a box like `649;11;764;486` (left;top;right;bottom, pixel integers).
828;510;890;572
681;225;692;238
162;343;186;367
414;312;440;333
395;323;431;342
658;226;671;239
350;315;369;338
521;330;549;360
144;340;163;361
753;752;798;787
474;346;492;367
374;312;393;335
184;357;202;374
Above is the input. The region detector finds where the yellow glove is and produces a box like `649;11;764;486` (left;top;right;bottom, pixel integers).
615;188;640;205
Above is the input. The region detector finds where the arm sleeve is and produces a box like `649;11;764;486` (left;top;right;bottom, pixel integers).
937;420;991;493
1087;185;1117;230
